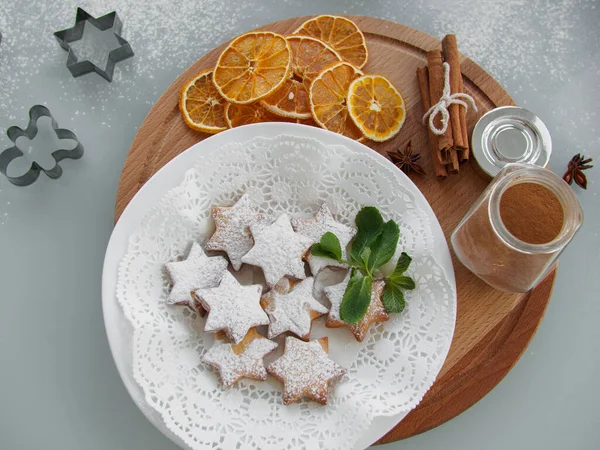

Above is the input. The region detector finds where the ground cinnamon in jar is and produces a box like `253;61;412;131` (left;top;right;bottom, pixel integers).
499;183;564;244
452;164;582;293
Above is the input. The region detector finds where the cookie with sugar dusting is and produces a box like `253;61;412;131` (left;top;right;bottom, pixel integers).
267;336;346;405
196;271;269;344
165;242;229;313
202;328;278;388
291;204;355;275
205;194;264;271
261;277;329;341
324;273;389;342
241;213;313;288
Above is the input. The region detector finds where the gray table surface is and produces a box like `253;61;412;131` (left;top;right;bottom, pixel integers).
1;0;599;449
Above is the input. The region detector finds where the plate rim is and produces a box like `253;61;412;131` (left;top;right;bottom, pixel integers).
102;122;457;450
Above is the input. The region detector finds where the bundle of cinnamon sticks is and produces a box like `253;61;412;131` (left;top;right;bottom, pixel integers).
417;34;470;179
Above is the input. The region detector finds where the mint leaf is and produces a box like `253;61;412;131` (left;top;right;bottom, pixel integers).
393;276;416;290
388;253;415;289
311;232;343;261
355;206;383;232
367;220;400;272
349;207;384;264
320;232;342;260
340;273;373;324
391;252;412;276
311;244;338;260
382;283;406;313
359;247;371;270
320;232;342;257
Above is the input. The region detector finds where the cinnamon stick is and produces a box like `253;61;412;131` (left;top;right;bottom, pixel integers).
448;142;460;174
459;97;470;161
442;35;464;151
426;50;454;159
417;67;447;179
442;34;470;161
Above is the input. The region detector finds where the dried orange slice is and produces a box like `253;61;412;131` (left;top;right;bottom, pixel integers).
294;15;368;69
179;69;229;134
347;75;406;142
297;117;318;126
213;31;291;104
309;61;365;140
288;36;342;83
261;36;341;119
260;78;311;119
225;102;294;128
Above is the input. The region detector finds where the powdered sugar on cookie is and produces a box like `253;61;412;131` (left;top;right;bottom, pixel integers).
292;204;355;275
202;329;278;388
262;277;329;340
196;271;269;344
267;336;346;405
205;194;263;271
165;242;228;308
242;214;313;287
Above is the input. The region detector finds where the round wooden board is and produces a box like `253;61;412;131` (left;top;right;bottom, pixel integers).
115;16;556;444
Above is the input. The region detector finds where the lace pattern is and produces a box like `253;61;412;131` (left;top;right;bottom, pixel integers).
116;134;456;449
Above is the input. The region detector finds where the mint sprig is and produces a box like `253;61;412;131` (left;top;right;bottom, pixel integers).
382;252;415;312
312;206;416;323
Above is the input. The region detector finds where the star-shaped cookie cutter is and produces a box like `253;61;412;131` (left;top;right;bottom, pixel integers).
0;105;84;186
54;8;134;82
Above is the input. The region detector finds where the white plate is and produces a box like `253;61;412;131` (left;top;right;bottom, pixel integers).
102;123;456;450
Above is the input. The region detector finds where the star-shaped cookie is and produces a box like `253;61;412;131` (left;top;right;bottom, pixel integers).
267;336;346;405
205;194;264;271
292;204;355;275
261;277;329;340
196;271;269;344
324;274;389;342
241;214;313;287
165;242;229;310
202;328;278;388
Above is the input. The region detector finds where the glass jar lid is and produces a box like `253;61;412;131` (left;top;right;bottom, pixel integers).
471;106;552;176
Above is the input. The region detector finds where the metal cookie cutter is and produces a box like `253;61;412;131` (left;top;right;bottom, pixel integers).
54;8;134;82
0;105;84;186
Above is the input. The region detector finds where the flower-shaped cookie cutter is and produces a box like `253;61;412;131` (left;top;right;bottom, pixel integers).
54;8;134;82
0;105;84;186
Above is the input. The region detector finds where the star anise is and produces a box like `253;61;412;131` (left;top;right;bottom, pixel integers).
387;140;425;175
563;153;593;189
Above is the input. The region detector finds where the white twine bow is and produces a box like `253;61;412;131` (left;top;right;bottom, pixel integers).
422;62;478;135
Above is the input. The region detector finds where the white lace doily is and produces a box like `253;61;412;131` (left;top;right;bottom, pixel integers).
115;133;456;450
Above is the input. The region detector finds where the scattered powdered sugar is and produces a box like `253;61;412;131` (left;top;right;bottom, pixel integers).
262;277;329;340
267;336;346;405
165;242;228;307
0;0;261;132
205;194;264;271
1;0;597;172
324;275;389;342
197;271;269;344
358;0;599;93
242;213;313;287
292;203;355;275
202;333;278;388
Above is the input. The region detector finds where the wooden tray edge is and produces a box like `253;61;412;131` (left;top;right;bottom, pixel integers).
377;269;556;443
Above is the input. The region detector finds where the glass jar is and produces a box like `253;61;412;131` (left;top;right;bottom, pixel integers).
451;163;583;292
